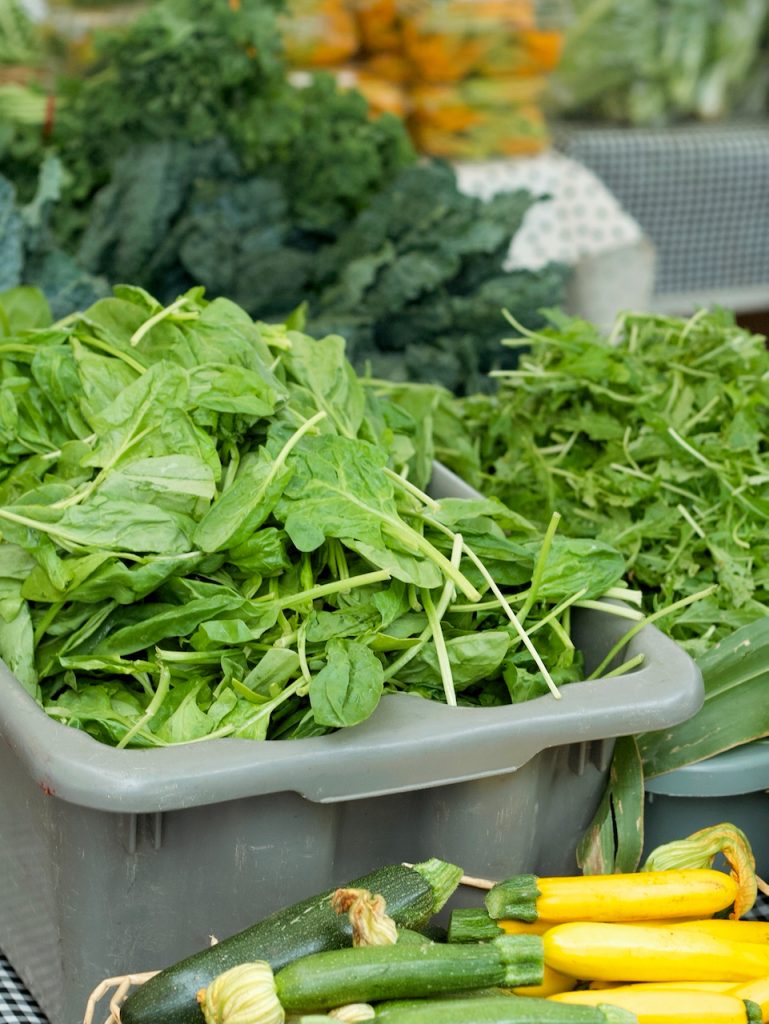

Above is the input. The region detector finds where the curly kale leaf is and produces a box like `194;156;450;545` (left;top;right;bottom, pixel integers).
52;0;286;205
43;1;412;246
233;74;415;236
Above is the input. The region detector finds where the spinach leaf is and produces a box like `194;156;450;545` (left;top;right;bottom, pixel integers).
309;639;385;728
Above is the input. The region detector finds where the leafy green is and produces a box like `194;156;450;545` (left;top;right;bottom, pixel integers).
9;0;414;244
638;616;769;776
577;735;645;874
0;158;107;317
437;307;769;654
0;287;631;747
307;163;569;394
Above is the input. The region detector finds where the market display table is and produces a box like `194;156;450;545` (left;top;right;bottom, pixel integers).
556;119;769;315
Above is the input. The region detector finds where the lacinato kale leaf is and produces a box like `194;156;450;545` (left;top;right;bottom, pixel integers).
72;147;566;393
0;157;107;318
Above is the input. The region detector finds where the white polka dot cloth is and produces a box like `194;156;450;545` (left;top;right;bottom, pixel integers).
454;150;643;272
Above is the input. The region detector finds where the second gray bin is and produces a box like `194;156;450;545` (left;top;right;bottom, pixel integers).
0;606;703;1024
644;739;769;878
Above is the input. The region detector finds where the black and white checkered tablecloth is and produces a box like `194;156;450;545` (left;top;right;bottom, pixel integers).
556;119;769;313
0;955;47;1024
4;896;769;1023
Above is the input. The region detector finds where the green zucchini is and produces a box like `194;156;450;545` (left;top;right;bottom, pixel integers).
196;938;545;1022
372;995;638;1024
121;858;461;1024
448;908;505;943
273;935;544;1011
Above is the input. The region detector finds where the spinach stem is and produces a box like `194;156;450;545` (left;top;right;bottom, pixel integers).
525;587;587;637
275;409;327;470
383;471;481;601
384;466;440;511
422;589;456;707
603;586;643;606
0;506;87;549
575;599;644;621
130;296;195;347
116;660;171;748
50;423;156;510
266;568;392;611
383;533;462;683
389;521;481;603
77;334;146;374
297;619;312;687
426;516;560;699
600;653;645;678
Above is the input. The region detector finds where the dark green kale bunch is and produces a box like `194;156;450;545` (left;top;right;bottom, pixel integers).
41;0;413;244
306;162;570;393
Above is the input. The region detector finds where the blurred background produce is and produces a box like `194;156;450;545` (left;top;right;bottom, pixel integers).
279;0;566;158
552;0;769;126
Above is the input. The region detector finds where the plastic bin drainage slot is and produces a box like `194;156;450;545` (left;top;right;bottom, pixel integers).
124;812;164;855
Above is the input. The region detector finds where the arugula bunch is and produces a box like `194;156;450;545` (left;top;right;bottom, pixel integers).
440;308;769;656
0;287;629;748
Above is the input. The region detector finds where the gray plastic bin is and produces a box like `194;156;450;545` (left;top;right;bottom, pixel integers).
644;740;769;878
0;463;704;1024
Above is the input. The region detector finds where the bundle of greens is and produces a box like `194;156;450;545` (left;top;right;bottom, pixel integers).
306;162;569;394
434;307;769;657
76;152;568;394
552;0;769;125
0;287;633;748
14;0;415;243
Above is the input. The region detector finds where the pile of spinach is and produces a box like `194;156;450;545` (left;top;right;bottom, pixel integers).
0;287;630;748
437;308;769;657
